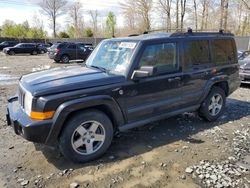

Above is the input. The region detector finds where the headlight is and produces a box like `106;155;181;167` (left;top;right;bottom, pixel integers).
24;91;33;115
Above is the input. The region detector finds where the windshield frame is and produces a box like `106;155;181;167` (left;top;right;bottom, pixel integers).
86;39;140;77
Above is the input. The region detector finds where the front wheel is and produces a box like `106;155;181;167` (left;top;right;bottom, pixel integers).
199;86;226;122
59;110;113;163
31;50;38;55
8;50;15;55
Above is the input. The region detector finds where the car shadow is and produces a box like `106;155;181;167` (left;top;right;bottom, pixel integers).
34;97;250;170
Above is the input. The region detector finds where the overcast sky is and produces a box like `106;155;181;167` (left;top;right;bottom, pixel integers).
0;0;124;35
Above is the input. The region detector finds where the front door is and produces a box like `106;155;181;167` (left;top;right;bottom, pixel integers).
118;41;184;123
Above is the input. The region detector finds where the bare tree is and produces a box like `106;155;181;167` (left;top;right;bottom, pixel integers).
89;10;99;36
120;0;138;31
223;0;229;30
176;0;179;29
39;0;67;38
135;0;152;31
180;0;187;31
69;1;83;38
242;0;250;10
158;0;172;32
193;0;198;31
200;0;209;30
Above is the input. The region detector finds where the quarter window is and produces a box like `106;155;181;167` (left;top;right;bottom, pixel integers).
213;39;235;64
139;43;177;74
184;40;210;69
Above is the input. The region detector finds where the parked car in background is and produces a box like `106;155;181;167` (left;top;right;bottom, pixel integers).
3;43;39;55
48;42;93;63
0;41;18;51
239;52;250;84
37;43;52;54
238;50;250;60
77;43;94;51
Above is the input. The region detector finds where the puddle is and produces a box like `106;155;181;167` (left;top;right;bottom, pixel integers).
0;74;19;85
0;67;10;70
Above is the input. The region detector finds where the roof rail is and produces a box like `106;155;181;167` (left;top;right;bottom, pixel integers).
128;34;140;37
170;27;234;37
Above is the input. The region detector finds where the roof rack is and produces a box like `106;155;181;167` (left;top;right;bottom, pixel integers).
171;28;234;37
128;34;140;37
142;27;234;37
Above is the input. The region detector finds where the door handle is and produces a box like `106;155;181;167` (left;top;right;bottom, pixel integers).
168;77;181;82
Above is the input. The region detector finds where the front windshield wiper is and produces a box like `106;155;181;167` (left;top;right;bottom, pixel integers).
89;65;109;73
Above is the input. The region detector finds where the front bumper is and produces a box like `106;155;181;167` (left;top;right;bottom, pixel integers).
240;72;250;84
6;96;53;144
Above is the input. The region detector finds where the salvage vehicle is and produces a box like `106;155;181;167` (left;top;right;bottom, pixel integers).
6;29;240;163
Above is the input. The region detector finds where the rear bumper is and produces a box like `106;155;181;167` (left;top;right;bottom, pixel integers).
48;53;60;61
6;97;53;144
240;72;250;84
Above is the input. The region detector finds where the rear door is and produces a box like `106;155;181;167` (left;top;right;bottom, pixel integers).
66;44;78;60
181;39;213;106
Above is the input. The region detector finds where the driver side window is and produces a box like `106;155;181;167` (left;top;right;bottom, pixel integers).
139;42;178;74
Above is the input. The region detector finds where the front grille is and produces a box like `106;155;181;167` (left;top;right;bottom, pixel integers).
18;85;25;108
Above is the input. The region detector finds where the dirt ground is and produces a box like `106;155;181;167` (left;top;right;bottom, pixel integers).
0;53;249;188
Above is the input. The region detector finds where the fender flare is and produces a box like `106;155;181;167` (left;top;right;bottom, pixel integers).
45;95;125;145
199;74;229;104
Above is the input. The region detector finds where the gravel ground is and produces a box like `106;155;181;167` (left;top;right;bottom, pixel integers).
0;52;249;188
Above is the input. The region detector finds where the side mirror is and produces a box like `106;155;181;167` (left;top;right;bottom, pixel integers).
131;66;156;80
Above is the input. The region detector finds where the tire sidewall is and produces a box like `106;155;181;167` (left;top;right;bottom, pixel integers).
61;55;69;63
9;51;15;55
200;87;226;121
32;51;38;55
59;110;113;163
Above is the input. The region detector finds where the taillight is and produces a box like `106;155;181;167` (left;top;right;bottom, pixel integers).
55;48;60;53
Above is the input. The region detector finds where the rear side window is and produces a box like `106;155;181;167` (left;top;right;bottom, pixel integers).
67;44;77;49
139;42;178;74
184;40;210;69
213;39;236;64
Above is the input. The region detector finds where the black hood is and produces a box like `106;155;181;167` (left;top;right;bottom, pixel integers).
20;66;125;96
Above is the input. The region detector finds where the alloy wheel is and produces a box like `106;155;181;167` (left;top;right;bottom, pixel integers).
208;94;223;116
71;121;106;155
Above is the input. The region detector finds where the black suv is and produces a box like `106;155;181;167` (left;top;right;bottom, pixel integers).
48;42;93;63
6;30;240;163
0;41;18;51
3;43;39;55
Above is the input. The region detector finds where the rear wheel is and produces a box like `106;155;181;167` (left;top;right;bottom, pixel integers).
59;110;113;163
60;55;69;63
8;50;15;55
199;86;226;122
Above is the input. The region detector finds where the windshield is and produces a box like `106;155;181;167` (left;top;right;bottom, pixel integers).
14;43;23;47
86;40;137;75
0;42;8;45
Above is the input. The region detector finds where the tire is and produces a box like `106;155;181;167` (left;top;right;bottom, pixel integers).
59;110;114;163
40;50;45;54
8;51;15;55
31;50;38;55
60;55;69;63
54;59;60;63
199;86;226;122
